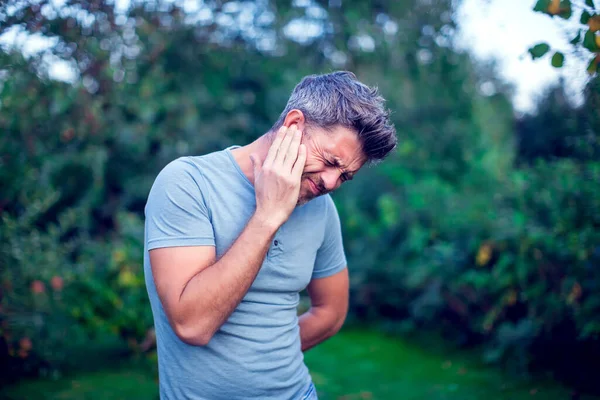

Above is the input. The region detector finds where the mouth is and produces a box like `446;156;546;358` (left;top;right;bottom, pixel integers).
307;178;320;196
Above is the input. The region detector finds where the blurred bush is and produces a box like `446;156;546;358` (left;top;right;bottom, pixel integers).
340;79;600;389
0;170;151;381
0;0;598;393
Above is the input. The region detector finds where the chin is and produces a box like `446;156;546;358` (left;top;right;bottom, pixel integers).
296;187;314;206
297;191;320;206
296;193;311;205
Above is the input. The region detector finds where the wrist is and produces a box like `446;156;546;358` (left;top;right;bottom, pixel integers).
250;211;282;235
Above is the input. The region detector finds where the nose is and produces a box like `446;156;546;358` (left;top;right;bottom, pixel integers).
321;168;342;191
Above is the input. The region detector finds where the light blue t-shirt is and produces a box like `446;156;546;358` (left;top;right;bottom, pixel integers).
143;146;347;400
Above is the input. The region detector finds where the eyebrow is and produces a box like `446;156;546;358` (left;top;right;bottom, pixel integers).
330;155;356;179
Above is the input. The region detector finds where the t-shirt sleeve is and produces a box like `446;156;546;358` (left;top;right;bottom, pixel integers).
312;196;348;279
145;157;215;250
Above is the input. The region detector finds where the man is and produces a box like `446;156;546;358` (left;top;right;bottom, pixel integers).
143;71;397;399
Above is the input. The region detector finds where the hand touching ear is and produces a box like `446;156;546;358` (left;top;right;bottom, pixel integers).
250;125;307;227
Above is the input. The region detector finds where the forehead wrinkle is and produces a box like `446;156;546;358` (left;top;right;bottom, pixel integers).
320;126;365;172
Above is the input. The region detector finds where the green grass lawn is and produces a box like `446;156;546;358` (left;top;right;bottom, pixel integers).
304;329;584;400
2;328;594;400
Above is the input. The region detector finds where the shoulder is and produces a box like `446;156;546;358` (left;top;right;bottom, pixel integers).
155;150;229;183
148;153;223;202
323;194;337;209
158;156;198;177
150;157;203;194
322;194;340;219
298;194;340;223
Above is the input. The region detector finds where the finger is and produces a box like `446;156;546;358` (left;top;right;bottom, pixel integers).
291;144;307;179
263;126;287;167
283;127;302;171
249;153;261;175
273;125;296;166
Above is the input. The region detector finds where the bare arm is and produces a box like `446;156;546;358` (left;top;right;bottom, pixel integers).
150;125;307;346
299;267;349;351
150;216;276;345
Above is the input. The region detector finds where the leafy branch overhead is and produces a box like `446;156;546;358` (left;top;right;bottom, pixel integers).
530;0;600;74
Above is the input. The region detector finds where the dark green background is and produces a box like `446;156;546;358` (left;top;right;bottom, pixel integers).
1;0;599;398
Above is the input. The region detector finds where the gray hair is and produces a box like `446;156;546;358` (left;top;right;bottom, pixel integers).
272;71;397;162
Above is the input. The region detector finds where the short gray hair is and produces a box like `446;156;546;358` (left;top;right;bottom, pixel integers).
272;71;397;162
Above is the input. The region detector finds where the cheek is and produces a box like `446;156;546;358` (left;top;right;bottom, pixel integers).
301;157;318;172
305;141;321;161
303;150;325;172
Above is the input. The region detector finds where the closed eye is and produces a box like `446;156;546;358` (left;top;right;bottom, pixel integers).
325;155;353;182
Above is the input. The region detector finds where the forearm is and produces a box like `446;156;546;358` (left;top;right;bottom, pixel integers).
176;214;278;344
298;306;345;352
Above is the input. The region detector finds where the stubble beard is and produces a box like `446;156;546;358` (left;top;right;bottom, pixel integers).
296;173;327;206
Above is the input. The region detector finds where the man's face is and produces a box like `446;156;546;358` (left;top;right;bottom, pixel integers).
296;124;366;205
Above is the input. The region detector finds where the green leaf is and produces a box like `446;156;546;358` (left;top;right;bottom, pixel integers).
551;52;565;68
570;30;582;45
583;30;599;51
528;43;551;58
585;0;595;9
558;0;572;19
581;10;591;24
587;55;599;74
533;0;551;13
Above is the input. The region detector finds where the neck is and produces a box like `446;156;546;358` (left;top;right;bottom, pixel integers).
229;132;274;185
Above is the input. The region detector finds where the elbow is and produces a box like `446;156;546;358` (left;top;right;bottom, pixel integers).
173;320;214;346
331;314;346;335
320;309;346;338
331;307;348;335
309;305;347;337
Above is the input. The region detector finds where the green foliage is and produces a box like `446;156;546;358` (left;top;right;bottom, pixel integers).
0;0;463;381
531;0;599;73
516;78;600;162
0;168;151;382
534;0;552;13
551;51;565;67
583;30;600;52
581;10;592;24
587;55;600;74
528;43;550;59
559;0;573;19
337;67;600;389
534;0;572;18
342;157;600;385
64;213;151;345
0;0;599;394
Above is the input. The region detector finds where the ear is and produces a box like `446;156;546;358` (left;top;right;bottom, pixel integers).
282;109;306;132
